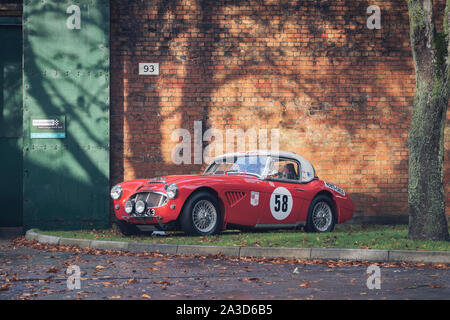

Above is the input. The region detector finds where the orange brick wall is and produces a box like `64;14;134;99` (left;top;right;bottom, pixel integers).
110;0;450;219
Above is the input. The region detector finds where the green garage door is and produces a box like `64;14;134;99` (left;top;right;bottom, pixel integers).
0;21;23;227
23;0;110;230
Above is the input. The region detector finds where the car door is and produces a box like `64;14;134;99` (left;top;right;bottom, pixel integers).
256;157;307;227
221;176;269;227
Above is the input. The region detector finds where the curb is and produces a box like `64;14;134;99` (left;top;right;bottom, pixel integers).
24;229;450;265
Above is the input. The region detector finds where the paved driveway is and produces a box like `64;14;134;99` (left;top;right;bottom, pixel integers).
0;239;449;300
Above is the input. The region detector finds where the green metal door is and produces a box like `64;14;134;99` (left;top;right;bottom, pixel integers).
0;21;23;227
23;0;110;230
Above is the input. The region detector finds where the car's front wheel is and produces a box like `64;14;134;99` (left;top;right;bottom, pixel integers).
180;192;222;236
305;195;336;233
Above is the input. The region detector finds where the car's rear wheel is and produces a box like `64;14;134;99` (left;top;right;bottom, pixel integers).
115;218;140;236
305;195;336;233
180;192;222;236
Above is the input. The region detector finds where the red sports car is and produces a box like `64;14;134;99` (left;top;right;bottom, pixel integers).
110;151;354;236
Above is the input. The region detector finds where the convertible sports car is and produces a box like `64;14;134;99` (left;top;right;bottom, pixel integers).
110;150;353;236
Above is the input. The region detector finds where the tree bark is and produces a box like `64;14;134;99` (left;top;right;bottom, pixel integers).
407;0;449;241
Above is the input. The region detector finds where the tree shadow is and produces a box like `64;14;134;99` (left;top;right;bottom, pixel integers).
22;1;110;230
112;0;449;219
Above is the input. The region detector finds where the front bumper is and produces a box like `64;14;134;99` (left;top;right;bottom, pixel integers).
114;190;182;224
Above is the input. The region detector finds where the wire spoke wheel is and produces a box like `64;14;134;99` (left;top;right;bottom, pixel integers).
312;201;332;232
192;200;217;233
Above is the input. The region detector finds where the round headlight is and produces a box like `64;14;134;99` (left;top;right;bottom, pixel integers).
124;200;134;214
110;185;123;200
135;200;146;214
166;183;178;199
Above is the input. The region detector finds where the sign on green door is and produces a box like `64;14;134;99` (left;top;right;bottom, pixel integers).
23;0;110;230
30;116;66;139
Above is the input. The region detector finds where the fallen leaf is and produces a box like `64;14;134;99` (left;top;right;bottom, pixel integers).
299;282;310;287
126;278;138;284
0;284;11;291
101;281;115;287
141;294;151;299
238;277;260;283
47;266;58;273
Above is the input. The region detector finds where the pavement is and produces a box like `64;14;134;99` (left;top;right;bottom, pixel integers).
24;229;450;265
0;239;449;300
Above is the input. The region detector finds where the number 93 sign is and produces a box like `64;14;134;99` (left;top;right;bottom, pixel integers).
139;63;159;75
270;187;293;220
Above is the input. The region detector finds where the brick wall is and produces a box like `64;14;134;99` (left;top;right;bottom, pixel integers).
110;0;450;220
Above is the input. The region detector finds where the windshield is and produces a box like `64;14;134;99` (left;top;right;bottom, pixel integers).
204;156;268;177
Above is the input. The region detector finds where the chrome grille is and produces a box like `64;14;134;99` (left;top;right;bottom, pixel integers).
133;192;167;208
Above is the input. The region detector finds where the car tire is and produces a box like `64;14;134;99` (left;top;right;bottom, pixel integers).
115;218;140;236
180;191;222;236
305;195;336;233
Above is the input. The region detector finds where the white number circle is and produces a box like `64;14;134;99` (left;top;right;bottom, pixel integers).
270;187;293;221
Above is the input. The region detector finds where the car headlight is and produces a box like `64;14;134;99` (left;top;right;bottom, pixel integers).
124;200;134;214
110;185;123;200
135;200;146;214
165;183;178;199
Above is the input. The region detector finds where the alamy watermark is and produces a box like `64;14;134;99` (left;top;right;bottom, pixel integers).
66;265;81;290
66;5;81;30
170;121;280;165
366;265;381;290
367;5;381;30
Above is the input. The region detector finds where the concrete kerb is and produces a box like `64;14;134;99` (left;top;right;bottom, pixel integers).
388;250;450;264
310;248;389;262
36;234;60;245
90;240;129;251
24;229;450;265
59;237;91;248
239;247;311;259
128;242;178;254
24;229;39;241
177;244;240;257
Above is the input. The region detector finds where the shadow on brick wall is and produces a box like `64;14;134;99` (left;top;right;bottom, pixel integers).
110;0;449;219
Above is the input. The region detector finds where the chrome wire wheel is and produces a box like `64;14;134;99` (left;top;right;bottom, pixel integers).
192;200;218;233
311;201;333;232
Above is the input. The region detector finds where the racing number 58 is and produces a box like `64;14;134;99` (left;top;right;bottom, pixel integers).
274;194;288;212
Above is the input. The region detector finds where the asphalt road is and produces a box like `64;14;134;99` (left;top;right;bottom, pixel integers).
0;239;449;300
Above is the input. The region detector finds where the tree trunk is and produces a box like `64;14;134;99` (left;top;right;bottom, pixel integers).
407;0;449;241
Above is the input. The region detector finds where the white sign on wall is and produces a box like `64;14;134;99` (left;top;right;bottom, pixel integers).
139;63;159;75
